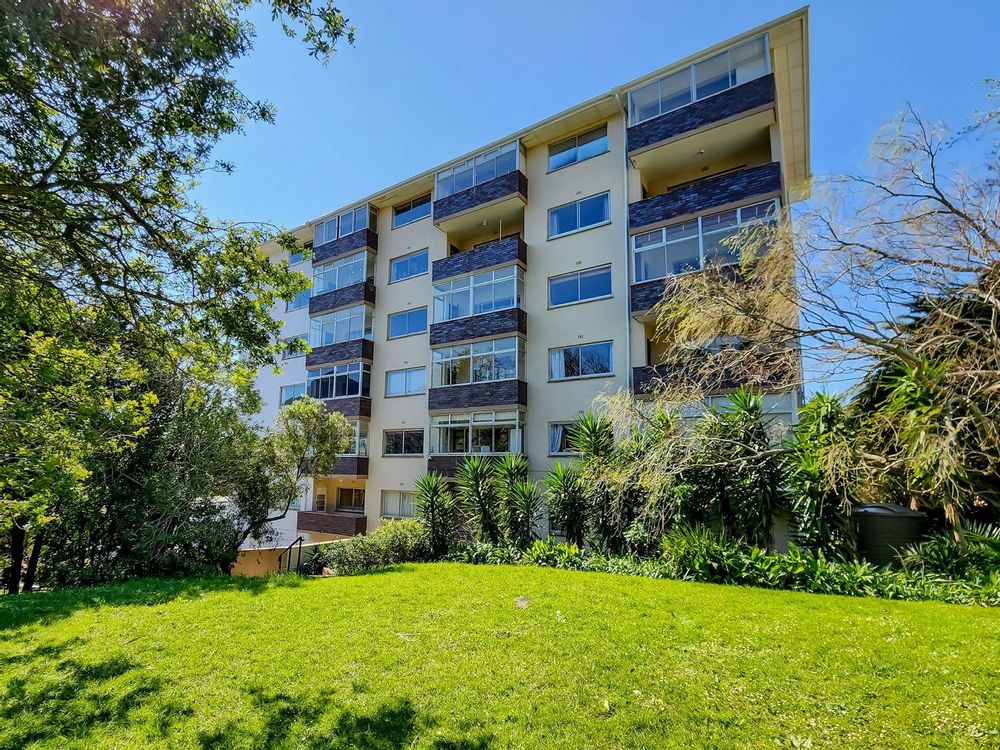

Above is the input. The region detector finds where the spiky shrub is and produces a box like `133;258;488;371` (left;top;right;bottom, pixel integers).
415;472;459;557
505;479;543;548
493;452;528;542
455;454;501;543
542;461;588;547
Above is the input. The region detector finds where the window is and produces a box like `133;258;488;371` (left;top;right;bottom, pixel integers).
313;204;378;246
337;487;365;513
383;429;424;456
286;287;310;311
309;305;373;347
385;367;425;397
282;335;307;360
548;265;612;307
381;490;416;518
549;341;613;380
548;192;610;238
387;307;428;339
343;421;370;456
628;35;768;125
548;423;578;455
306;362;371;400
632;199;778;282
436;141;520;199
392;195;432;228
548;125;608;171
432;337;523;387
313;252;373;295
432;266;522;323
289;249;306;264
279;383;305;406
430;411;524;455
389;248;429;283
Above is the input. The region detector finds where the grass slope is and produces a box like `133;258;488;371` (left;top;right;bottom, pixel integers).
1;563;998;749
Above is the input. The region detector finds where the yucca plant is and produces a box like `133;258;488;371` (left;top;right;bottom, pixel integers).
569;412;614;460
455;454;501;543
505;479;543;548
414;472;458;557
543;461;588;546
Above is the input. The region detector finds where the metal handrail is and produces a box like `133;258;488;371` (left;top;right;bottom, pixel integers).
276;535;305;573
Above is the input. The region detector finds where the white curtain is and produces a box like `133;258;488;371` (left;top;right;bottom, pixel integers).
549;349;564;379
549;424;564;454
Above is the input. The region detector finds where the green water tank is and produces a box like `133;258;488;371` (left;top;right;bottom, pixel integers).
852;503;926;566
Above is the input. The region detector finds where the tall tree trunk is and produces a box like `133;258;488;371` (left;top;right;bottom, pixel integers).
5;521;26;595
22;527;45;593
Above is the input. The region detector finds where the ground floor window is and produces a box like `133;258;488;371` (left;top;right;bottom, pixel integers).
429;410;524;454
548;422;578;455
381;490;415;518
337;487;365;513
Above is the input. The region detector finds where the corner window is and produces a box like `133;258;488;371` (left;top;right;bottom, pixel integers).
548;192;610;239
313;252;373;295
309;305;374;347
436;141;520;200
392;195;432;228
385;367;425;397
381;490;416;518
389;248;429;283
548;265;612;307
383;429;424;456
548;125;608;171
307;362;371;400
549;341;613;380
387;307;428;339
628;35;768;125
312;204;378;246
282;335;308;360
279;383;305;406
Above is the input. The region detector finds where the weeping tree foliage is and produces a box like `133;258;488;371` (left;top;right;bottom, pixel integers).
1;0;355;591
649;85;1000;535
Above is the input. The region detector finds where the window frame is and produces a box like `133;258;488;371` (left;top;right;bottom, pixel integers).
548;340;614;381
627;34;770;126
631;198;779;284
384;366;426;398
308;304;374;348
548;422;580;456
312;251;373;295
336;487;365;513
289;249;306;265
431;337;524;388
285;287;310;312
386;307;428;340
547;264;613;309
392;194;432;229
281;335;308;360
432;266;523;324
306;362;372;401
279;383;305;406
380;490;416;519
428;410;525;456
547;191;612;240
435;140;522;200
388;248;430;284
547;124;609;172
312;204;378;246
382;428;425;457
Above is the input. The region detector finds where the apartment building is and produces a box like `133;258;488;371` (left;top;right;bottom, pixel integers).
254;9;811;538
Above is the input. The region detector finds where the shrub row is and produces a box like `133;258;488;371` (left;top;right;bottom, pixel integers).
446;529;1000;607
303;518;431;576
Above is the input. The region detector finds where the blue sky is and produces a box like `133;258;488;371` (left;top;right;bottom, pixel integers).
196;0;998;229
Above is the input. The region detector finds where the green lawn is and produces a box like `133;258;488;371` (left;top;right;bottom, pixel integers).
1;564;998;749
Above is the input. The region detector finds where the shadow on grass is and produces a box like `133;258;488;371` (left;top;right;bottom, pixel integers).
198;691;494;750
0;573;311;633
0;651;189;750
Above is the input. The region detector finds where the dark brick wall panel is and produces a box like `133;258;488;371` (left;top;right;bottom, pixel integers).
309;281;375;316
312;228;378;265
630;279;669;313
428;380;527;411
429;308;526;346
630;162;782;231
305;338;374;368
427;454;520;478
297;511;367;536
627;75;776;153
433;171;527;223
432;236;527;282
323;397;371;419
329;456;369;477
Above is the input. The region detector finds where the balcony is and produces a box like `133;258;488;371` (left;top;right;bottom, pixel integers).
632;352;796;397
427;453;524;478
428;380;527;412
432;236;527;282
327;455;369;477
629;162;781;233
323;397;371;419
308;281;376;316
305;338;374;368
628;74;776;155
297;511;367;537
433;171;528;242
429;308;526;346
312;228;378;265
